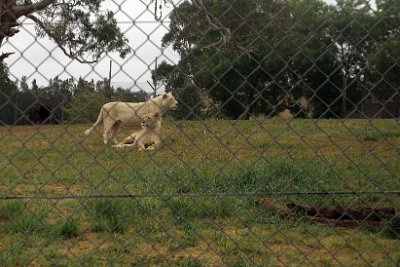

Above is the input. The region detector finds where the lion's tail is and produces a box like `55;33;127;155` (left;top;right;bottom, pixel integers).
84;107;104;136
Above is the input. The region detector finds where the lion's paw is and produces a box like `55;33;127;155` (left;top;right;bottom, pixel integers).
112;144;124;148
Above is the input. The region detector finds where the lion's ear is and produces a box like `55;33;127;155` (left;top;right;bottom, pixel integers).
154;112;159;118
162;93;167;99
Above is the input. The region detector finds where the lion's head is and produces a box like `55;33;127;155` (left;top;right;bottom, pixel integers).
141;112;160;129
161;92;178;110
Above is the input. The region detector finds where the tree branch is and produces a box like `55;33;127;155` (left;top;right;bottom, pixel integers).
13;0;57;18
0;52;15;61
192;0;231;48
26;14;98;64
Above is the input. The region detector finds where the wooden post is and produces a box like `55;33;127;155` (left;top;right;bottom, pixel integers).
148;57;158;98
103;60;113;100
153;57;158;98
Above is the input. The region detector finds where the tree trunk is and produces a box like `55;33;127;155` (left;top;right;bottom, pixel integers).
0;0;56;60
341;72;348;118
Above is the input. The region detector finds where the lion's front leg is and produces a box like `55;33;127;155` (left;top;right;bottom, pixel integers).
145;142;159;151
144;136;161;151
137;141;147;151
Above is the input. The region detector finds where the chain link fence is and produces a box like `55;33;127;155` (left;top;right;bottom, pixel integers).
0;0;399;266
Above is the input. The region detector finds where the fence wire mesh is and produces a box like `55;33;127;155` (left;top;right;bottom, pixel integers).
0;0;400;266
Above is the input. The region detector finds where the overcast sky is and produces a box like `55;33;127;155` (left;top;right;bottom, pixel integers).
4;0;341;92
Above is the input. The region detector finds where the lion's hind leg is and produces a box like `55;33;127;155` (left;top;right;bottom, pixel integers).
103;119;121;145
121;134;136;145
113;143;136;148
112;133;137;148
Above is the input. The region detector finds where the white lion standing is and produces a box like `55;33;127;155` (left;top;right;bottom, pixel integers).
84;92;178;145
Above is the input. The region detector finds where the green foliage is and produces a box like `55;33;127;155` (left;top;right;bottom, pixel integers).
175;257;204;267
56;218;80;238
115;88;149;103
161;0;344;118
0;201;24;220
368;37;400;101
85;199;127;232
64;80;150;123
34;1;131;62
364;128;400;141
172;82;203;120
158;0;398;119
169;198;237;224
64;84;109;123
2;0;399;123
0;237;27;267
2;206;48;234
169;198;200;223
0;63;18;125
0;69;151;125
151;60;203;119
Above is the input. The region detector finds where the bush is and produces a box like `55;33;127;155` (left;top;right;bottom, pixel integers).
64;90;108;123
172;83;203;120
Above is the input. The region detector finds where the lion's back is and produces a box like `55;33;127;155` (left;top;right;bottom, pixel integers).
102;101;146;126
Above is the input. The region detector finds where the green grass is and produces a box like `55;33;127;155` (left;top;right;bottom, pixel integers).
364;127;400;141
0;202;48;234
56;217;80;238
0;119;399;265
85;199;128;232
0;201;24;220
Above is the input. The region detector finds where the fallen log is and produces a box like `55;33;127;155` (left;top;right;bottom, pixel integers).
286;203;395;221
305;216;382;228
255;199;400;229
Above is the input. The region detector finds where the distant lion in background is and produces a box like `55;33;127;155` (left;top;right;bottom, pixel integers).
84;92;178;145
113;112;162;150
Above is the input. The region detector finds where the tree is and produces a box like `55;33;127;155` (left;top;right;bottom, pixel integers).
96;78;113;101
20;75;29;91
63;78;107;123
152;60;203;119
331;0;376;117
162;0;341;119
114;88;149;103
0;0;131;62
0;62;18;124
43;76;74;121
162;0;285;119
18;76;36;124
151;60;185;91
17;76;37;124
367;0;400;105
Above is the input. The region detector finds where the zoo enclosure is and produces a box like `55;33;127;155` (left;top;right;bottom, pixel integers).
0;0;400;266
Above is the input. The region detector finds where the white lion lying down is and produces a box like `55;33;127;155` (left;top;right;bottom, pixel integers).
84;92;177;145
112;112;162;151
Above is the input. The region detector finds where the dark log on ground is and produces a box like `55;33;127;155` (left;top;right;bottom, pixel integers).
286;203;395;221
255;199;400;229
305;216;382;228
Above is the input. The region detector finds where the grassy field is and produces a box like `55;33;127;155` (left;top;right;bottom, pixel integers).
0;118;399;266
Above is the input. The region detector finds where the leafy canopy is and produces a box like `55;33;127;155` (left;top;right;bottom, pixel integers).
0;0;131;62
